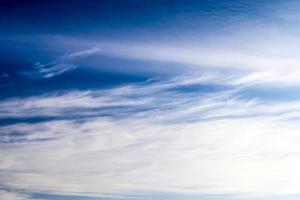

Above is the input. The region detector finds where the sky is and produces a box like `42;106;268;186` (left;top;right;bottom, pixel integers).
1;0;300;199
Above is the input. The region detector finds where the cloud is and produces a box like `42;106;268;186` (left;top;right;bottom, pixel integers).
0;74;227;119
21;27;300;84
18;0;300;85
1;111;300;198
91;39;300;86
23;47;101;79
1;74;300;123
23;62;78;79
63;47;101;59
1;76;300;198
3;0;300;84
17;6;300;83
0;190;33;200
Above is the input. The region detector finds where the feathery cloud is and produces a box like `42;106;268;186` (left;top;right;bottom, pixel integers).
1;76;300;198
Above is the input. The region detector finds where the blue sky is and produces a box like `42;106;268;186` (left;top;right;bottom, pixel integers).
2;0;300;200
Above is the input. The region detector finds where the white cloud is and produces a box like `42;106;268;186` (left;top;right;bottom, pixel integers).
23;62;78;79
20;12;300;83
1;77;300;198
27;29;300;85
2;74;300;122
23;47;102;79
0;190;32;200
1;114;300;197
0;74;229;119
64;47;101;59
26;1;300;86
95;38;300;86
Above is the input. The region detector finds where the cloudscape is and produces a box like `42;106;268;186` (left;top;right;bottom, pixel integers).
1;0;300;200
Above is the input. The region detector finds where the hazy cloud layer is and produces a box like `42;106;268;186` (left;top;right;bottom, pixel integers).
1;76;300;199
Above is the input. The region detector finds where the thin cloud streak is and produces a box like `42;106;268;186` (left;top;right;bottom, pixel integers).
25;62;78;78
1;75;300;122
25;29;300;85
22;47;101;79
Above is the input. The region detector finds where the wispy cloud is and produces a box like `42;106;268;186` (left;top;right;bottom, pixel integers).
23;47;101;79
1;76;300;198
1;74;300;122
17;3;300;82
22;26;300;84
23;62;78;78
63;47;101;59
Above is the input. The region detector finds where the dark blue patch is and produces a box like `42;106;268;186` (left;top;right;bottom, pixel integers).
0;0;269;38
